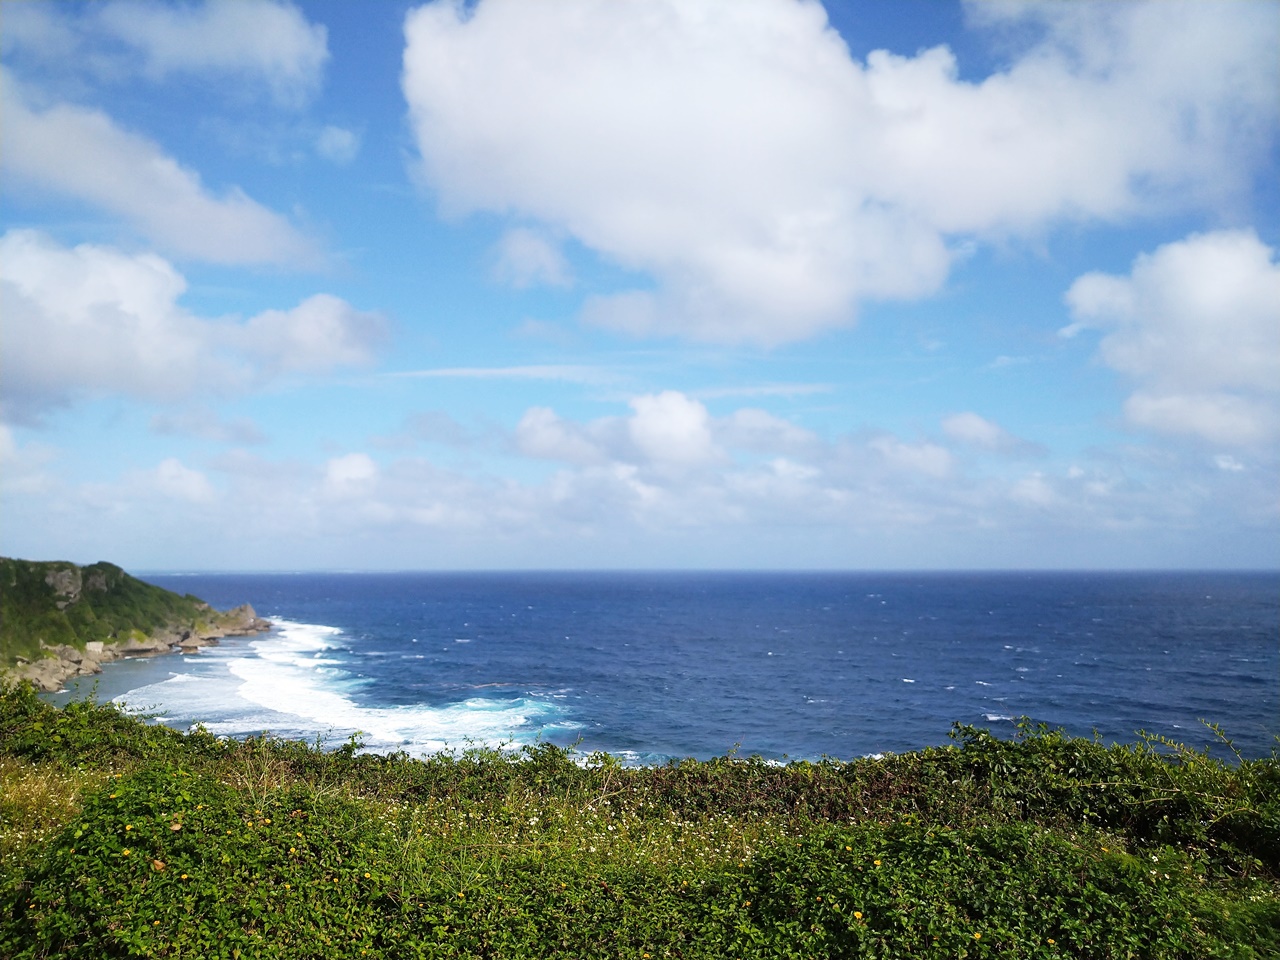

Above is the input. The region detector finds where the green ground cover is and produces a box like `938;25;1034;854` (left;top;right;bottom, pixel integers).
1;684;1275;958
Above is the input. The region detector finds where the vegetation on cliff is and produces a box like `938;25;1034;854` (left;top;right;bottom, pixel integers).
0;558;211;667
0;685;1275;958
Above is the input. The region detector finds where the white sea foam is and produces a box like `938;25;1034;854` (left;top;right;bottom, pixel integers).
114;619;574;756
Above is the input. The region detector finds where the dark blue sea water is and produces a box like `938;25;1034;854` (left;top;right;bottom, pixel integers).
55;572;1278;762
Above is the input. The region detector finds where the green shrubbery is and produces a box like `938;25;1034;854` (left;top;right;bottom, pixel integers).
0;558;210;666
1;684;1275;958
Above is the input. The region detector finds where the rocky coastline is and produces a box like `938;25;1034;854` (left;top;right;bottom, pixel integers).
3;604;272;693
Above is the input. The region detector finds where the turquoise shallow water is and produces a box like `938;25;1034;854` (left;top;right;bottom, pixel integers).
54;571;1279;762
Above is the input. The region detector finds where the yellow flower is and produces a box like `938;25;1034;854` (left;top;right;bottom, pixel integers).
125;825;133;831
122;849;131;856
845;845;852;851
873;859;881;866
973;932;982;940
854;911;863;920
1048;939;1056;945
181;874;189;880
290;847;297;854
153;920;161;927
364;872;371;878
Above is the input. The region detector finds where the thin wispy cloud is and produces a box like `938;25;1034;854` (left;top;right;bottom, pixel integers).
388;365;618;386
694;384;835;400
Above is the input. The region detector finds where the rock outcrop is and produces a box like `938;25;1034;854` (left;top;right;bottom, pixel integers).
1;557;272;692
45;567;83;609
4;604;272;692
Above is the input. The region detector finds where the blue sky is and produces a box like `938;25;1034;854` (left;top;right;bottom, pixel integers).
2;0;1277;571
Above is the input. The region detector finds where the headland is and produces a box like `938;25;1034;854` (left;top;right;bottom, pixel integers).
0;557;270;692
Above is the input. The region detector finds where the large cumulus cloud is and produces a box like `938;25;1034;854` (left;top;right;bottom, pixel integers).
402;0;1278;344
1065;230;1280;447
0;230;385;419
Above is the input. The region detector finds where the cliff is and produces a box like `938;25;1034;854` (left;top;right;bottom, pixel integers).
0;558;270;691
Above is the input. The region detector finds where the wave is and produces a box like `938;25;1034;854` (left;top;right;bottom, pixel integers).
114;620;576;756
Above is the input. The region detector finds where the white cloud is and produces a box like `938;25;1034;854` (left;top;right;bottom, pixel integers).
403;0;1278;344
324;453;379;499
390;364;613;385
515;408;606;466
316;125;361;164
867;436;953;479
0;425;57;496
942;411;1042;457
1214;455;1245;473
103;1;327;105
3;1;329;107
396;411;474;449
628;392;719;467
150;410;266;445
10;399;1276;569
492;227;572;289
1066;230;1280;446
0;230;383;417
238;294;386;375
1010;471;1058;509
520;392;958;488
719;409;819;456
943;412;1008;449
985;355;1031;371
1123;392;1274;448
1;71;320;266
154;458;217;503
517;392;813;472
697;383;832;400
0;230;224;411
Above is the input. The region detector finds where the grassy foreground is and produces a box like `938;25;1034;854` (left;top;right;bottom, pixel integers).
0;685;1276;959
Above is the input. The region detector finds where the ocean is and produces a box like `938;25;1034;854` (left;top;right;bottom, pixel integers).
51;571;1278;763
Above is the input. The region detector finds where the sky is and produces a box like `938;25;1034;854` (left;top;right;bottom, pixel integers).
1;0;1278;572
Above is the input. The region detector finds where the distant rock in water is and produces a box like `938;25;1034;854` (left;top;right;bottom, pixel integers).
0;557;270;692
